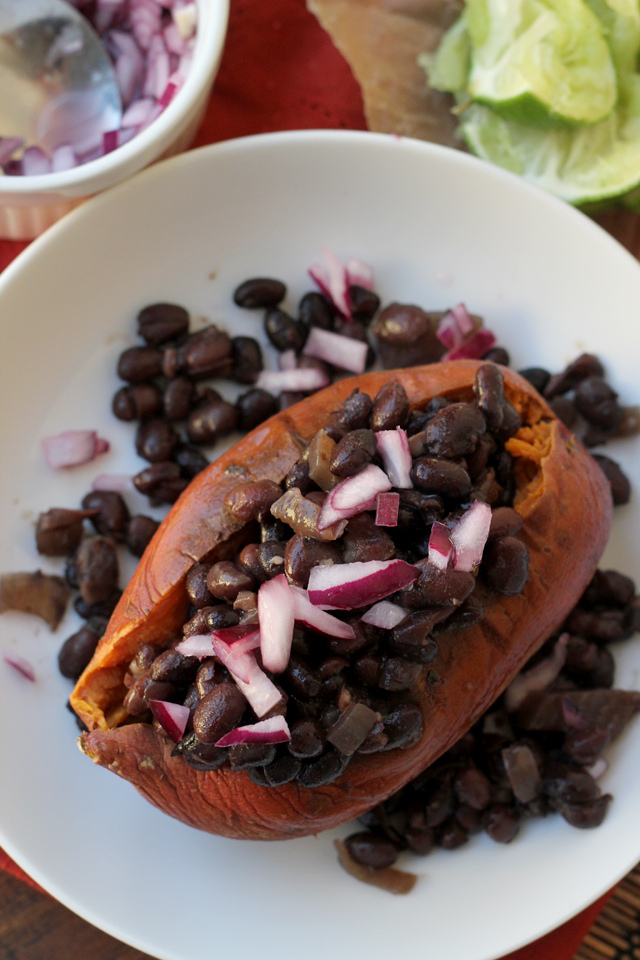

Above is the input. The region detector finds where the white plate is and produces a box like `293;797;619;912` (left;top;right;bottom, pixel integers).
0;131;639;960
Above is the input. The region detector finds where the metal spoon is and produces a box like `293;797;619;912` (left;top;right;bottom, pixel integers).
0;0;122;156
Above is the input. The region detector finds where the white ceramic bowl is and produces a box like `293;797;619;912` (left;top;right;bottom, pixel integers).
0;131;639;960
0;0;229;241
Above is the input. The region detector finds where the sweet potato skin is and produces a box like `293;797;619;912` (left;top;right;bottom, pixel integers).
73;360;613;839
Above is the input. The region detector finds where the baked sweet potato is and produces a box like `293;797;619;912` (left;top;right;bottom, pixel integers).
71;360;612;840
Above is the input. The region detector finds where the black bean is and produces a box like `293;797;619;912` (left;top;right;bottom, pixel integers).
260;517;290;543
234;278;286;309
544;353;605;399
137;302;189;345
483;346;510;366
549;395;578;429
484;804;521;843
330;429;377;477
81;491;130;541
582;569;635;608
352;654;381;686
574;376;623;431
411;457;471;499
518;367;551;394
474;364;505;431
379;658;422;691
187;398;238;445
488;506;522;540
298;291;335;330
454;767;492;810
438;819;469;850
112;383;161;421
193;683;247;743
297;750;349;788
288;718;326;758
124;676;176;716
263;754;302;786
206;561;254;602
125;515;159;557
344;831;400;869
178;326;233;379
400;561;475;609
264;308;307;352
284;534;341;588
117;346;163;383
285;655;321;699
234;388;277;432
425;402;486;458
135;419;179;463
150;649;199;684
184;564;213;609
231;336;263;384
371;381;410;431
133;461;188;505
341;512;396;564
555;794;612;829
330;389;373;433
391;609;449;647
73;588;121;620
162;376;194;420
58;625;100;679
382;703;423;750
349;285;380;323
177;732;228;771
593;454;631;506
371;303;446;369
483;537;530;595
229;743;277;769
75;536;119;606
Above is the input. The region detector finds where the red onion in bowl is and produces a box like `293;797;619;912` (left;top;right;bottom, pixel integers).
215;716;291;748
375;491;399;527
450;500;492;573
302;327;368;374
42;430;111;469
258;575;295;673
376;428;412;489
149;699;189;742
3;651;36;682
361;600;408;629
307;559;420;609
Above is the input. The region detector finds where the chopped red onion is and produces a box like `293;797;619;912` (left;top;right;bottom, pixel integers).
307;559;420;609
346;257;374;291
42;430;110;469
91;473;133;492
224;648;284;718
309;248;351;318
292;587;356;639
215;716;291;748
278;349;297;371
173;3;198;40
0;138;24;166
302;327;368;374
436;302;474;351
228;629;261;658
3;651;36;682
376;428;413;488
255;368;329;393
375;491;399;527
21;147;51;176
258;575;295;674
586;757;609;780
450;500;492;572
51;145;77;172
318;464;392;530
131;0;162;51
111;30;146;108
144;33;171;99
149;699;189;742
504;633;569;714
428;521;453;571
121;97;155;127
444;328;497;362
361;600;408;629
175;633;214;660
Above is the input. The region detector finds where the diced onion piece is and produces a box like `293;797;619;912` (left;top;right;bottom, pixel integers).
450;500;492;572
3;651;36;682
228;629;261;658
51;144;77;172
327;701;379;755
586;757;609;780
175;633;214;659
346;257;374;290
130;0;162;50
501;743;542;804
308;559;420;610
361;600;408;629
42;430;110;469
444;328;497;361
504;633;569;714
173;2;198;40
436;303;474;351
229;652;284;718
121;97;156;127
92;473;132;492
215;716;291;748
428;522;453;571
375;492;399;527
21;147;51;176
255;368;329;393
302;327;368;374
258;575;295;673
278;349;297;371
309;248;351;318
376;428;412;489
111;30;146;108
317;464;392;531
149;699;189;742
292;587;355;639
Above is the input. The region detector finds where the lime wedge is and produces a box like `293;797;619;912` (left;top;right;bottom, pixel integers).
465;0;617;127
420;16;470;95
460;75;640;204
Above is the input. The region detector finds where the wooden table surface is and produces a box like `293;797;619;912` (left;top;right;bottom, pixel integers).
2;207;639;960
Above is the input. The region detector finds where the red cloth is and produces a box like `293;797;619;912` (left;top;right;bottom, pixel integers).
0;1;616;955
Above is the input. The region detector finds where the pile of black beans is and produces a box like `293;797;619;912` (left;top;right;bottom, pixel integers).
343;568;640;872
117;363;531;788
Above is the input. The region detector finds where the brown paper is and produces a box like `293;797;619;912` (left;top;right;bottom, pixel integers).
307;0;463;145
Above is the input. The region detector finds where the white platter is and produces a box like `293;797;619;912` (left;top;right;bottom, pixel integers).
0;130;639;960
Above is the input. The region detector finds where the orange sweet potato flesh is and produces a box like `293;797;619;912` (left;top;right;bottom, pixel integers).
71;360;612;840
